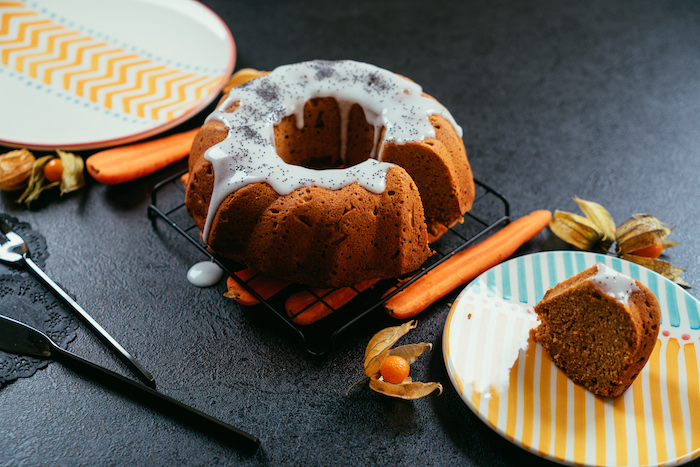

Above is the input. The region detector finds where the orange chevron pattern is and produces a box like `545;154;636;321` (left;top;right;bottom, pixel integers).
0;3;226;122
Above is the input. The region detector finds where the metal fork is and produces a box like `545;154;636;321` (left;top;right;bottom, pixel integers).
0;217;156;388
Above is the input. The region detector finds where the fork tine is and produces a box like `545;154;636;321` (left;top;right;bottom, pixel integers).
0;216;14;235
0;219;10;241
0;217;26;246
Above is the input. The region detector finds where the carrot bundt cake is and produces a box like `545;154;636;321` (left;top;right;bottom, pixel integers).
532;262;661;397
185;60;474;287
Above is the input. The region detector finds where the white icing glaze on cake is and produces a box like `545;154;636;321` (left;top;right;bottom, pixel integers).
589;262;639;305
201;59;463;242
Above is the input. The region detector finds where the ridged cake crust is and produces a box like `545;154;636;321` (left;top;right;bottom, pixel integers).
185;62;474;288
532;265;661;397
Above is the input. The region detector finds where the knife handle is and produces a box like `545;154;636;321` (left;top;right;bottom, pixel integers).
53;346;260;452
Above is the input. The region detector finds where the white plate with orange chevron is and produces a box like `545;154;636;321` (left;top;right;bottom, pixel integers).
443;251;700;466
0;0;235;150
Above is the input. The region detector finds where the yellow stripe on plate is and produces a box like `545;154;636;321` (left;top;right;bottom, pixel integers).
613;393;627;465
632;373;649;466
667;339;687;460
649;342;668;463
685;343;700;460
553;366;568;462
538;352;552;457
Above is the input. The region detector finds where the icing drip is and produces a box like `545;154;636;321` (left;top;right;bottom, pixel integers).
202;59;463;242
589;262;639;305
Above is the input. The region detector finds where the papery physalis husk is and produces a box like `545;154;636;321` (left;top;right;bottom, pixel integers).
573;196;616;251
615;214;686;286
56;150;85;195
550;198;687;287
621;254;689;288
18;155;57;206
223;68;263;94
368;379;443;400
0;149;35;191
549;210;605;251
615;214;674;255
18;150;85;206
347;320;443;400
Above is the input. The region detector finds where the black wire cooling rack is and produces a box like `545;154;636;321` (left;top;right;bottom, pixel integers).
148;173;510;356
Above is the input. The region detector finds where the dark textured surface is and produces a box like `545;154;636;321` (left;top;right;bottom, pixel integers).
1;0;699;465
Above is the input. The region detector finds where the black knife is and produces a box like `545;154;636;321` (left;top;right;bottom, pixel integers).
0;314;259;452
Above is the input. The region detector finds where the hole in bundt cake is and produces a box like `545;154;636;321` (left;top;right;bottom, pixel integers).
272;97;381;171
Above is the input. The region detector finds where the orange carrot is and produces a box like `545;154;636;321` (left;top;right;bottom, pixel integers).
385;210;552;319
86;128;199;184
224;268;290;306
285;287;333;321
180;172;189;186
286;278;380;325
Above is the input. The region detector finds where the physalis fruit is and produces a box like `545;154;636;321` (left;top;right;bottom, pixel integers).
550;197;686;287
347;320;442;400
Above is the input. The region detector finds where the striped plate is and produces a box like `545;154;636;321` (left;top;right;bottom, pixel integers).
443;251;700;466
0;0;235;150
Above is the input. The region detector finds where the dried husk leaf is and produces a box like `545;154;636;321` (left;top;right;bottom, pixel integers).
573;196;616;250
618;231;673;255
223;68;263;94
363;320;416;378
621;254;688;287
388;343;432;365
348;322;442;399
16;151;85;206
661;240;679;250
616;214;674;255
615;214;673;242
17;155;58;206
369;378;443;400
549;210;604;250
56;150;85;194
0;149;35;191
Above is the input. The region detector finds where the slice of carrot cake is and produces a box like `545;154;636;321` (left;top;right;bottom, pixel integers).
531;262;660;397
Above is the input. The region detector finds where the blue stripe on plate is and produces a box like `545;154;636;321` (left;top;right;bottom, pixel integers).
547;252;558;288
627;261;642;281
665;280;680;327
574;251;587;272
609;256;623;272
471;276;481;295
517;256;528;303
687;292;700;330
645;272;662;325
487;268;496;297
531;254;544;302
501;260;511;301
594;253;608;266
563;251;574;278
